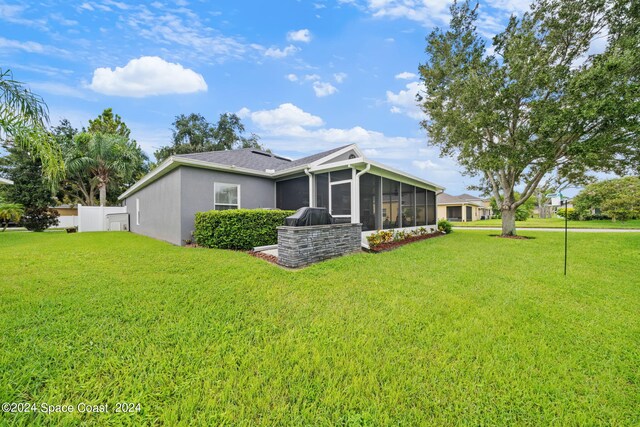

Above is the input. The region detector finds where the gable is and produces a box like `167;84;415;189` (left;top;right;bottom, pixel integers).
317;149;360;166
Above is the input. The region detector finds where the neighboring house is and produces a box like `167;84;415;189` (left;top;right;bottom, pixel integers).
51;204;79;229
118;144;445;245
437;193;491;222
0;178;13;185
52;204;78;217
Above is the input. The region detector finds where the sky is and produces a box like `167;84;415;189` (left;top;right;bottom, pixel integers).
2;0;548;196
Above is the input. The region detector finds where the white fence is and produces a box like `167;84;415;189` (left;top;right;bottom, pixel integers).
56;216;78;229
78;205;127;232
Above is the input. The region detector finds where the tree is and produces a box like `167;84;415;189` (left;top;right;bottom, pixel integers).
418;0;639;236
0;69;64;182
573;176;640;221
490;192;535;221
0;202;24;231
154;113;262;163
67;133;145;206
88;108;131;139
1;148;59;231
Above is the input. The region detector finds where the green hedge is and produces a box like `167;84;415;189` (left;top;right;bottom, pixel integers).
194;209;295;249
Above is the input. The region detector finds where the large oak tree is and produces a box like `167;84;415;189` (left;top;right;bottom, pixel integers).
419;0;639;235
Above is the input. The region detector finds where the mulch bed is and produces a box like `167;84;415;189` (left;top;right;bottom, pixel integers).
367;232;445;253
490;234;535;240
248;250;279;265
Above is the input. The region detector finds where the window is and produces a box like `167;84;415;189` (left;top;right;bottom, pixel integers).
427;190;436;225
315;173;329;208
401;184;416;227
359;173;380;231
330;169;352;182
331;182;351;216
214;183;240;210
136;198;140;225
382;178;400;229
276;176;309;210
416;187;427;226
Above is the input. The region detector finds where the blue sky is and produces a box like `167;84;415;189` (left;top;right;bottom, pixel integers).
1;0;537;195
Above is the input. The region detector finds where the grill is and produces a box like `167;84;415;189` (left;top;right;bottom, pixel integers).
284;207;334;226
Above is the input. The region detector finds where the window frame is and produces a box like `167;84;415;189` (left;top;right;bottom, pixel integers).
214;182;241;210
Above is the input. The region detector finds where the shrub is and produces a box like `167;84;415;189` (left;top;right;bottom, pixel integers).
21;207;59;232
556;207;580;221
366;230;394;248
437;219;452;234
194;209;295;250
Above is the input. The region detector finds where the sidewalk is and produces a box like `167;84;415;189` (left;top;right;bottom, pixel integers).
453;227;640;233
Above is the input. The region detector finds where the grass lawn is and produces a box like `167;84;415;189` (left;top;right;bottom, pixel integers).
455;217;640;229
1;231;639;425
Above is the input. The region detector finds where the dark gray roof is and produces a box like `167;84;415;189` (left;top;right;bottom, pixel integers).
174;145;350;173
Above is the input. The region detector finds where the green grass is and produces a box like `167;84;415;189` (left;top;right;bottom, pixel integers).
455;217;640;229
1;231;639;425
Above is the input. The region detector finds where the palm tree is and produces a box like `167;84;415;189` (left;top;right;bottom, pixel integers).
0;69;64;182
0;203;24;231
67;133;139;206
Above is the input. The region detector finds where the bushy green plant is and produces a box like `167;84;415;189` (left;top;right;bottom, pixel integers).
556;207;580;221
366;230;394;248
437;219;452;234
194;209;295;249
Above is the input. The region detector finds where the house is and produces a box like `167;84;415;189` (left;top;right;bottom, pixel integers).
118;144;445;245
0;178;13;185
436;193;491;222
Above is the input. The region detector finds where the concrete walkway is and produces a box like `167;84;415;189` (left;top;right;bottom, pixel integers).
454;227;640;233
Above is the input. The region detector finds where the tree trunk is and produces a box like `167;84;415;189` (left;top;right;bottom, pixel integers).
501;208;517;236
99;183;107;207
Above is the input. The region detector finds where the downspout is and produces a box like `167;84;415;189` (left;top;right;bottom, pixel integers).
304;168;313;207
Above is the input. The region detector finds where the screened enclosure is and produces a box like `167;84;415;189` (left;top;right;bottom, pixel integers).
359;173;436;230
276;176;309;210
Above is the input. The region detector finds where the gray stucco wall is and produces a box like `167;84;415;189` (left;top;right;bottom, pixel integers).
178;167;276;244
125;168;182;245
125;166;276;246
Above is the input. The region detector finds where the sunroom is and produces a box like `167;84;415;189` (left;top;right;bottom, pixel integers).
273;151;441;242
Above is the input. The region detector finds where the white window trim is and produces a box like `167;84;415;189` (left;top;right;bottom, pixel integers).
214;182;241;209
136;198;140;225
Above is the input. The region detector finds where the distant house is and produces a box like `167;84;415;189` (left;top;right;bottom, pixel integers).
118;144;445;245
437;193;492;222
0;178;13;185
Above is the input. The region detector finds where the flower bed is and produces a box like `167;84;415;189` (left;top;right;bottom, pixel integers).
366;227;445;252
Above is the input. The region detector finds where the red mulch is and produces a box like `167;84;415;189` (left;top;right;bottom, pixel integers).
248;250;279;264
368;232;445;253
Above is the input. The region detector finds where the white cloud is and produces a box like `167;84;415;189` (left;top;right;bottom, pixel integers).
395;71;417;80
285;73;298;82
0;37;69;56
89;56;207;97
29;82;88;99
313;81;338;97
304;74;320;81
238;102;462;190
241;103;324;133
287;29;312;43
264;44;299;58
126;7;249;63
333;72;348;83
386;81;425;120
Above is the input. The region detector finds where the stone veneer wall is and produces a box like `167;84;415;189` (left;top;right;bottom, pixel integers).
277;223;362;268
